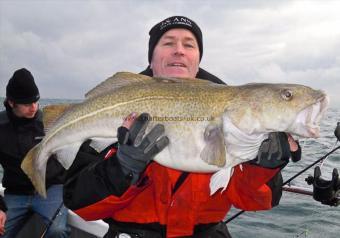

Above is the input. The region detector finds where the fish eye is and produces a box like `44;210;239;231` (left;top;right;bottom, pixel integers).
281;89;293;101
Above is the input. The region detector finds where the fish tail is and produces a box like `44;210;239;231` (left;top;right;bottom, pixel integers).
21;144;47;198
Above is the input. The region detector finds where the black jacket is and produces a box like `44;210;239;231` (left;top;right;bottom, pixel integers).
0;105;66;195
139;66;226;84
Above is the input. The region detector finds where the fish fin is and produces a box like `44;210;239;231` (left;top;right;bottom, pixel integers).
85;72;212;100
55;142;82;169
200;125;226;167
85;72;153;99
209;167;234;195
42;103;74;132
21;144;47;198
89;138;116;152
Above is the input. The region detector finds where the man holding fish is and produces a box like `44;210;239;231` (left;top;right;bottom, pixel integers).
62;16;303;237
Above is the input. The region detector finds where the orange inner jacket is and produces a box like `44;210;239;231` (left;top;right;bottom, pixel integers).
75;151;279;237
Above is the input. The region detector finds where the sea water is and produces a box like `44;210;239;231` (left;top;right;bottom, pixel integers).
1;98;339;237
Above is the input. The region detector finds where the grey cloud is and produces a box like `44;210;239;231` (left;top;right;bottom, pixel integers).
1;0;339;107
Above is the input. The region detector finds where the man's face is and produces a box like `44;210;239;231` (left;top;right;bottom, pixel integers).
8;100;39;119
150;28;200;79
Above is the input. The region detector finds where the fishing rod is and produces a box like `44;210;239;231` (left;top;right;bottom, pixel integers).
282;185;313;196
282;144;340;186
282;185;340;200
40;202;64;238
225;122;340;224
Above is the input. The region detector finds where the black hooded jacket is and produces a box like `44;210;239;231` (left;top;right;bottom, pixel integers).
0;103;66;195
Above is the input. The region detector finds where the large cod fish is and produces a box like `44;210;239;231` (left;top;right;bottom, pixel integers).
21;72;329;197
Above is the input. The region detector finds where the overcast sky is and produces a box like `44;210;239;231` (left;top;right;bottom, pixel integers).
1;0;339;108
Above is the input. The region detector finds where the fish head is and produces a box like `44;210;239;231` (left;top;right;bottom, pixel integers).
225;83;329;138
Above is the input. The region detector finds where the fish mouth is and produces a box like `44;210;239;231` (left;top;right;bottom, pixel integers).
294;95;329;138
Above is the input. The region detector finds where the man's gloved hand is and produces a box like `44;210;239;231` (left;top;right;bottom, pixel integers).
252;132;291;169
116;113;169;184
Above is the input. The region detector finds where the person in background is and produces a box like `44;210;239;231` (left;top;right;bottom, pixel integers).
63;16;301;237
0;68;70;237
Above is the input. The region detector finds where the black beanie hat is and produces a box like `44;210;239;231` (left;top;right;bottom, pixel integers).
148;16;203;63
6;68;40;104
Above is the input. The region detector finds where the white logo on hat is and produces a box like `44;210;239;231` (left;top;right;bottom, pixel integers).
160;17;192;30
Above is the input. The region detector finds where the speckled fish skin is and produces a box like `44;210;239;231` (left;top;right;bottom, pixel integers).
21;72;329;197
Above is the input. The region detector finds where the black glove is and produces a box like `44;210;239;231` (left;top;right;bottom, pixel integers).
116;113;169;184
251;132;291;169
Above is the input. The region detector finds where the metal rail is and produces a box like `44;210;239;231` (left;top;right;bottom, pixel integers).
282;185;340;200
